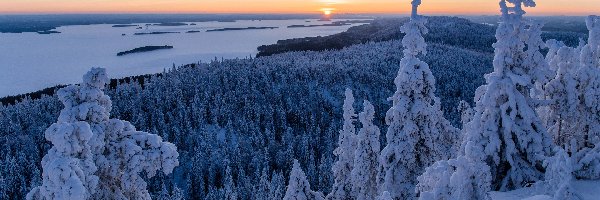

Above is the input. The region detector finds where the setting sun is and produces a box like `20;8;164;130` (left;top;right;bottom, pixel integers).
322;8;334;15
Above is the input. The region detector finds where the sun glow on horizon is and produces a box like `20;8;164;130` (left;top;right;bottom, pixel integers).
0;0;598;15
321;8;334;15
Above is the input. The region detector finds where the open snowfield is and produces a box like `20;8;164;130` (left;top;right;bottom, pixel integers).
0;19;365;97
490;180;600;200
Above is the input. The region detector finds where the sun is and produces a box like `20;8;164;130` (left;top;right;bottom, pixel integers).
321;8;334;15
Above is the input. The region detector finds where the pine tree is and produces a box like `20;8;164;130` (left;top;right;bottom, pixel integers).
351;100;380;200
284;160;325;200
462;0;552;191
377;1;459;198
327;88;357;200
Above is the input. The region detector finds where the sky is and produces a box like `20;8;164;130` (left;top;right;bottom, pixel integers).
0;0;598;15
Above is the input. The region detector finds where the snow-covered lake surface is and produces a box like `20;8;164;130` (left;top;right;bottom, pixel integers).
0;19;365;97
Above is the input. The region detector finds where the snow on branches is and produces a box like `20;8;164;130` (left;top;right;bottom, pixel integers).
27;68;179;200
351;101;380;200
327;88;357;200
284;160;325;200
377;0;459;199
463;0;553;191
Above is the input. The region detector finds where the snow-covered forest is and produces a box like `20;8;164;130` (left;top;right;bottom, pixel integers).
1;0;600;199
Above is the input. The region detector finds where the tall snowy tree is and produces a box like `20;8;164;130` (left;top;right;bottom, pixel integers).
568;15;600;180
540;15;600;181
351;100;380;200
377;0;459;199
284;160;325;200
327;88;357;200
574;15;600;148
522;20;553;99
461;0;553;191
27;68;179;200
543;45;583;147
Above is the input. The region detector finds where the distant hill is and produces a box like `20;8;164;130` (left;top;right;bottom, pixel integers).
257;16;498;57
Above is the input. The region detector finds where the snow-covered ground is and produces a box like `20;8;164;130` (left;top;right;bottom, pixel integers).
490;180;600;200
0;19;365;97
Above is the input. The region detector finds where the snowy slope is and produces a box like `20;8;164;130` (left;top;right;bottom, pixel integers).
490;180;600;200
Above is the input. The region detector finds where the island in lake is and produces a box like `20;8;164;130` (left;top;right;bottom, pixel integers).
116;45;173;56
152;22;188;26
37;30;61;34
112;24;139;28
206;26;278;32
133;31;180;35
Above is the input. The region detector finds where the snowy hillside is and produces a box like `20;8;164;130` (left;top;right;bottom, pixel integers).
2;0;600;199
490;180;600;200
0;24;493;199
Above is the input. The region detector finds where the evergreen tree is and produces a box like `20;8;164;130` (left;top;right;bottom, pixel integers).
284;160;325;200
377;1;459;198
351;100;380;200
224;166;239;200
27;68;179;200
544;45;582;147
416;156;491;200
462;0;552;191
327;89;357;200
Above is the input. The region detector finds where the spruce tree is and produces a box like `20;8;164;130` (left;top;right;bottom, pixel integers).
284;160;325;200
377;0;459;198
27;68;179;200
351;100;380;200
327;89;357;200
462;0;553;191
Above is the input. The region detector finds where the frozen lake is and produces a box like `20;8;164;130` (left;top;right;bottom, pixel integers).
0;19;365;97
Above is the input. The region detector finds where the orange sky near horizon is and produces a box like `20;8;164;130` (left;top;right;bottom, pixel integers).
0;0;598;15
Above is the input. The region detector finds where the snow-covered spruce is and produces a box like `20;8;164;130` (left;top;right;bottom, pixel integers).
542;15;600;181
377;1;459;199
522;20;554;99
416;156;491;200
284;160;325;200
376;191;393;200
462;0;552;191
580;15;600;69
327;88;357;200
543;45;583;148
26;118;99;199
27;68;179;200
574;15;600;148
350;100;380;200
543;147;577;200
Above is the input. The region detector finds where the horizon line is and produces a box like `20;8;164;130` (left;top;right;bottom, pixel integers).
0;12;594;17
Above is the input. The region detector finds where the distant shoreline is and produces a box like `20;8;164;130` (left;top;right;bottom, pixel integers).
0;14;359;33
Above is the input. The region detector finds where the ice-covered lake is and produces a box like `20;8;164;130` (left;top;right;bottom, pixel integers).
0;19;365;97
